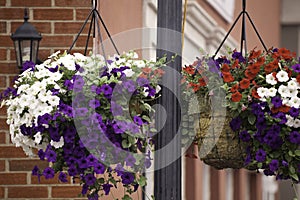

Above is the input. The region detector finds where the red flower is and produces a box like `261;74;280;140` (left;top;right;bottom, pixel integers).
142;67;152;74
251;89;260;99
248;63;261;74
221;63;230;72
279;105;291;113
231;91;242;102
249;49;261;60
239;78;250;89
154;68;165;77
230;83;239;93
198;77;207;86
183;65;195;75
296;74;300;84
139;73;148;79
264;60;278;73
284;66;292;77
222;72;234;82
245;68;257;80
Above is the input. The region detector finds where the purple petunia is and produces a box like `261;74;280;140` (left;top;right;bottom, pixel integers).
229;117;242;131
100;84;113;96
94;162;106;174
133;116;143;126
289;131;300;145
64;79;74;90
271;96;282;108
239;130;251;142
102;184;113;195
121;172;135;185
32;165;39;176
137;77;149;87
67;165;78;176
289;107;299;118
232;51;246;62
291;63;300;72
123;80;136;93
58;172;68;183
269;159;279;172
255;149;266;162
73;75;85;91
274;112;287;124
43;167;55;179
84;173;96;186
89;99;101;109
45;148;57;162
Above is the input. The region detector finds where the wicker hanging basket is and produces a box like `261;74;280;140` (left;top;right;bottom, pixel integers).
190;95;247;169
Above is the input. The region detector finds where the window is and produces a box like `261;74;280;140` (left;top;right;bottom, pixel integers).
206;0;235;22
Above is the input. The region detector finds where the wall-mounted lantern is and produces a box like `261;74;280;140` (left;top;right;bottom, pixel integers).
11;8;42;69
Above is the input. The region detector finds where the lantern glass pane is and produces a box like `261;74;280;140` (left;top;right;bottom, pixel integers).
14;40;21;67
31;40;38;63
20;40;31;63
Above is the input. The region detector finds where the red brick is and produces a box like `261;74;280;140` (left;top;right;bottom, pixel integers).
0;146;27;158
0;132;6;144
52;186;82;198
75;36;94;48
9;159;48;171
55;22;91;34
11;22;49;35
0;22;6;34
40;36;73;47
0;173;27;185
8;186;48;198
0;36;14;48
0;106;6;116
0;187;3;198
55;0;90;7
0;118;8;130
38;49;52;62
31;173;71;184
33;9;74;20
76;9;92;21
11;0;51;7
0;160;5;171
8;75;18;87
0;63;21;74
0;49;6;61
0;0;5;6
0;8;25;20
0;76;6;88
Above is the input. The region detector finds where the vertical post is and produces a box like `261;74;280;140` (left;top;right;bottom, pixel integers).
154;0;182;200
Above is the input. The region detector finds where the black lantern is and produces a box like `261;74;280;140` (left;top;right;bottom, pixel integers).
11;8;42;69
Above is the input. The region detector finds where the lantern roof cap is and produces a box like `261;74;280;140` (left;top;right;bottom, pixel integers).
11;8;42;40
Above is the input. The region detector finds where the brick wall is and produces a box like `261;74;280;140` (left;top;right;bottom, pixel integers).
0;0;93;199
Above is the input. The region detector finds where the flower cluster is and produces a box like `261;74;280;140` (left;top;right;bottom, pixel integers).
1;50;166;199
182;47;300;182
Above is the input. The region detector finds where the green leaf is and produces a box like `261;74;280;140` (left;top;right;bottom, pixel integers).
290;173;299;182
122;140;131;148
289;165;296;174
295;150;300;157
138;176;147;187
289;150;295;157
122;194;132;200
247;114;256;125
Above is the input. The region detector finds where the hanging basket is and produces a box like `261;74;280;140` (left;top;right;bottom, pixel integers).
192;95;247;169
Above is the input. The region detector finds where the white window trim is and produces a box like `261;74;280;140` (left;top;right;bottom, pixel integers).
206;0;236;23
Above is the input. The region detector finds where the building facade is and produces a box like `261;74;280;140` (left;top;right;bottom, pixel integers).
0;0;296;199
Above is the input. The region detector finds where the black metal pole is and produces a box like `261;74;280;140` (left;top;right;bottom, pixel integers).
154;0;182;199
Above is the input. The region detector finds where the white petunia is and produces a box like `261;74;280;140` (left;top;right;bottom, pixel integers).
257;87;268;98
34;132;42;144
266;73;277;85
293;119;300;128
267;88;277;97
58;54;76;70
287;88;298;97
123;68;135;77
278;85;290;98
48;95;60;107
50;136;64;149
285;115;294;127
287;79;299;90
289;96;300;108
134;60;146;68
276;70;289;82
